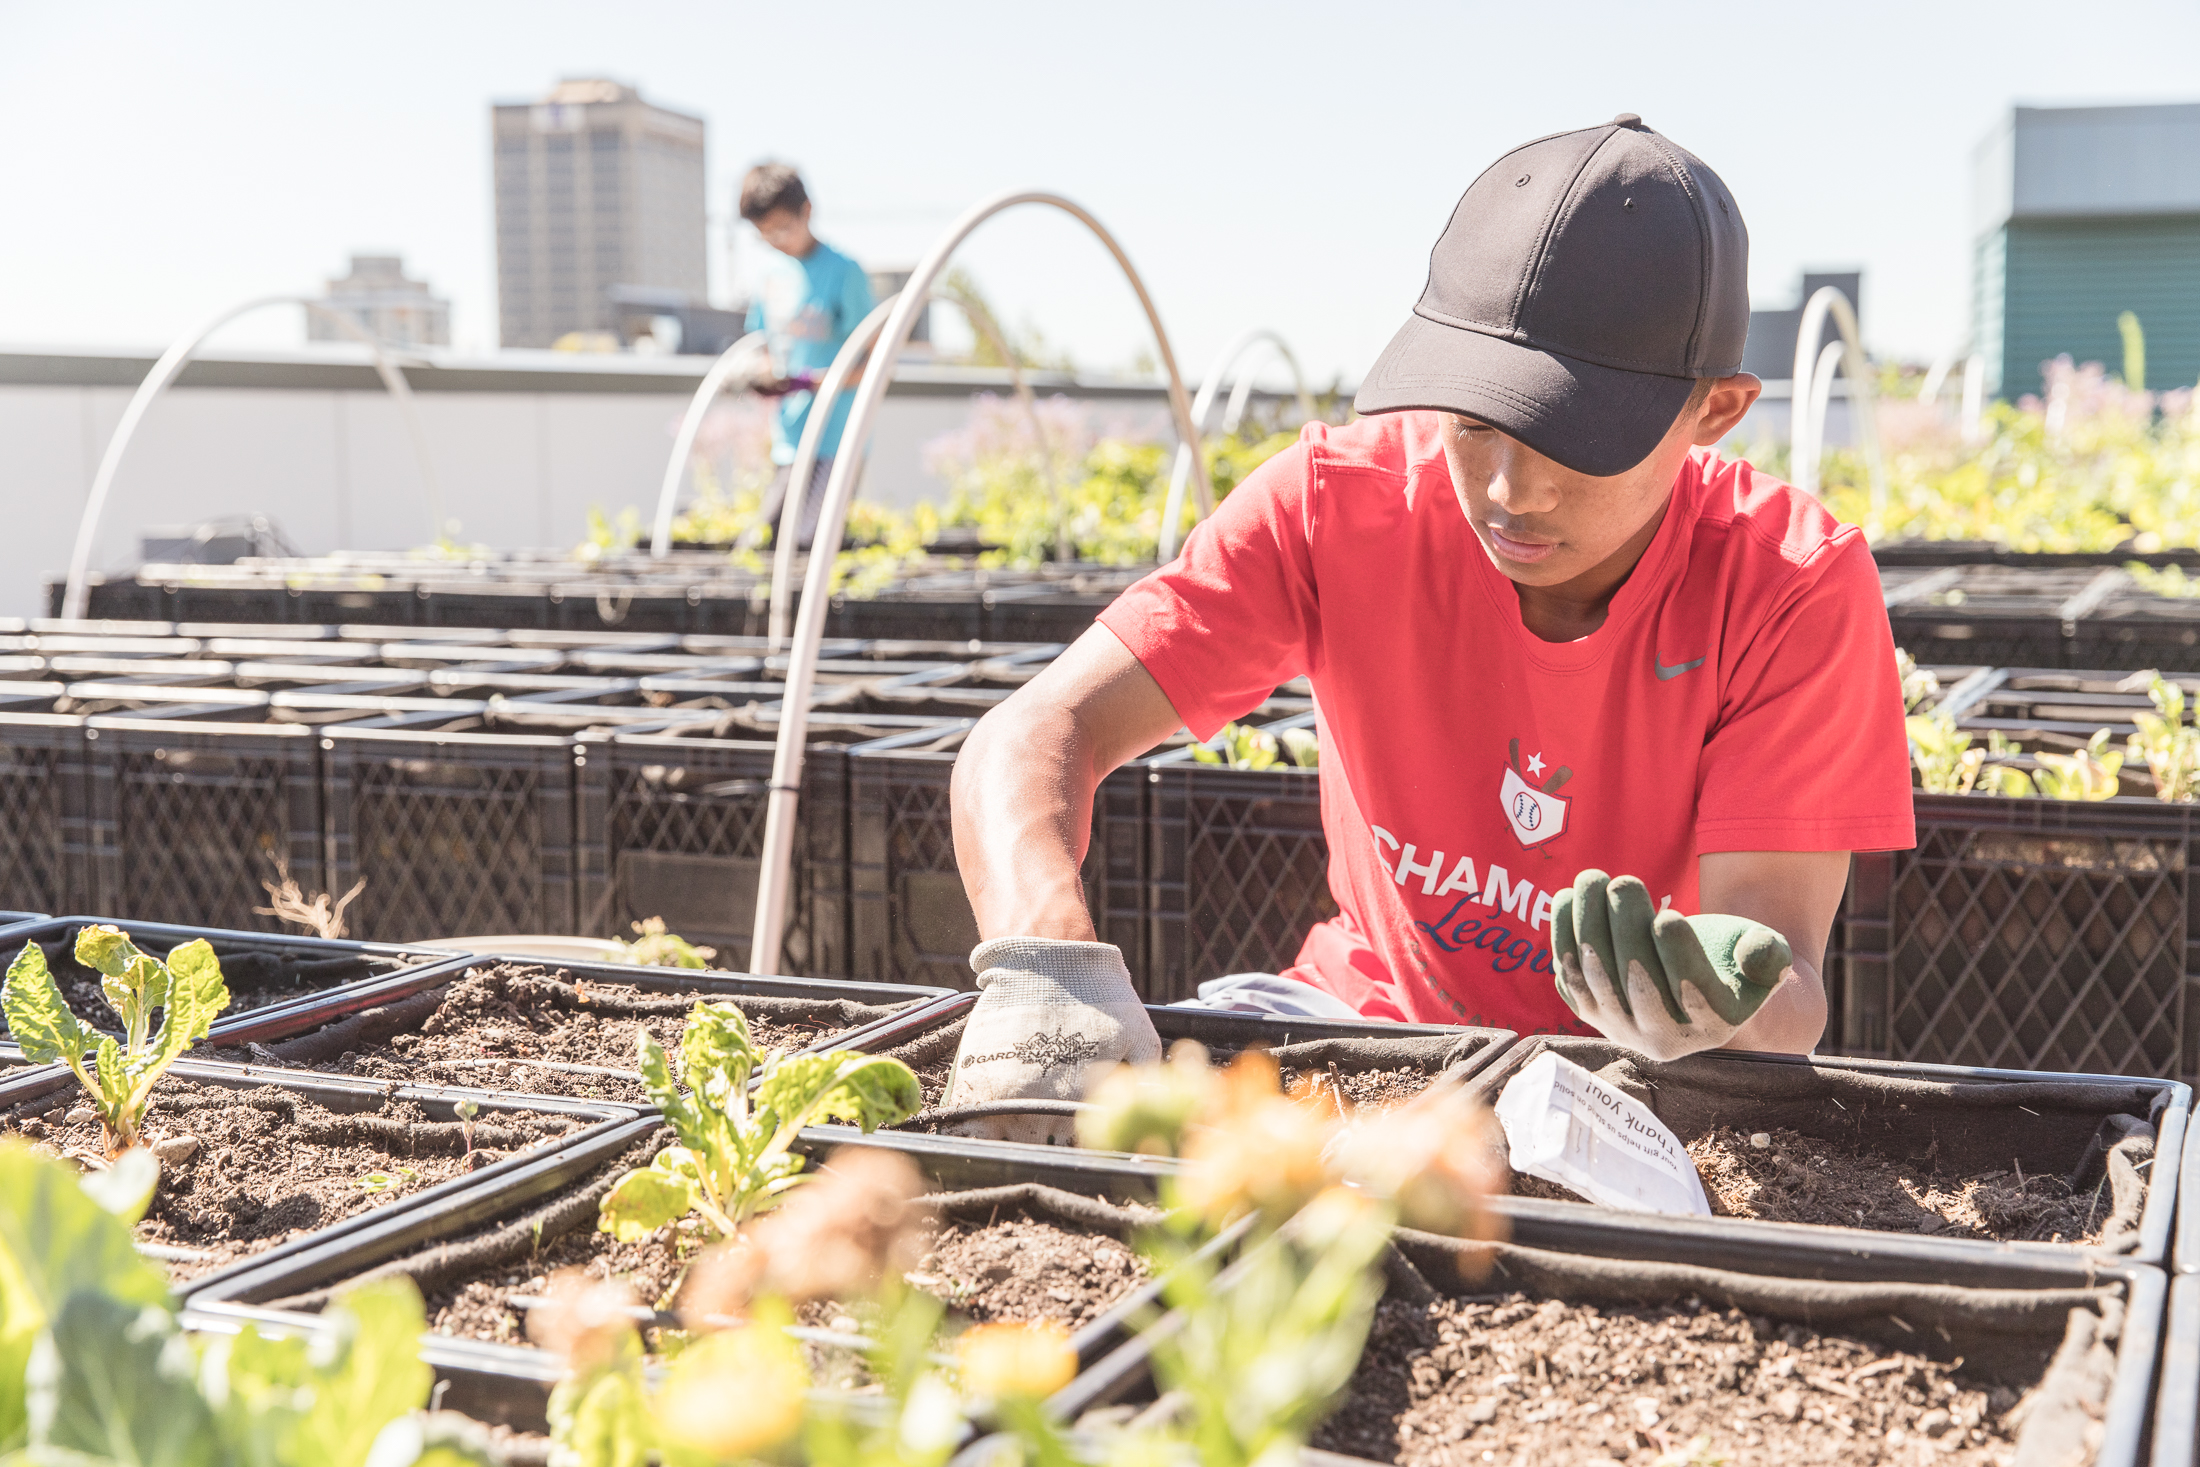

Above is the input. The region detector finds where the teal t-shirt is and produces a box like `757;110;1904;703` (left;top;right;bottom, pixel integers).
745;239;875;463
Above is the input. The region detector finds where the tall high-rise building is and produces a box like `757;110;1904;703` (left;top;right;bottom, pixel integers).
308;254;451;347
492;78;707;349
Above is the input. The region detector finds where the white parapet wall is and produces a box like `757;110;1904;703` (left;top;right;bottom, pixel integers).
0;345;1186;620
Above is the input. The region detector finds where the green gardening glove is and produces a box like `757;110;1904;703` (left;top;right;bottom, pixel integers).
1550;869;1792;1060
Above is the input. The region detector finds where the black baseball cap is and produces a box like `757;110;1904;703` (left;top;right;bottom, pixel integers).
1355;114;1749;477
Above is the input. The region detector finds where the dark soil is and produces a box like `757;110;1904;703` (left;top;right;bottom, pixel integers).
1510;1125;2108;1246
2;1077;575;1284
1280;1064;1430;1117
897;1212;1148;1330
3;932;403;1038
205;962;878;1105
1313;1292;2031;1466
416;1179;1145;1352
894;1052;1431;1131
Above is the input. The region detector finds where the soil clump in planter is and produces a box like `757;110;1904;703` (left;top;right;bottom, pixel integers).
1312;1291;2030;1466
364;1152;1149;1353
6;935;396;1036
2;1077;572;1283
1510;1125;2108;1245
208;962;890;1105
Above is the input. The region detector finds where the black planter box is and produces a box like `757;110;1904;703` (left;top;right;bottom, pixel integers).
83;714;326;937
0;711;94;917
1463;1035;2189;1271
322;721;582;942
199;953;959;1084
1838;792;2200;1080
0;916;469;1044
847;733;1141;992
843;995;1514;1147
0;1057;640;1300
1143;752;1331;1005
2155;1273;2199;1467
184;1113;1181;1432
1051;1217;2166;1467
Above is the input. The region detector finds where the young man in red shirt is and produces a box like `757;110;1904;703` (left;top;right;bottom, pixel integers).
942;115;1915;1140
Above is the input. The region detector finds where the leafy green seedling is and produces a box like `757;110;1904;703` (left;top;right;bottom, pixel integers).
454;1098;480;1162
2033;730;2123;802
359;1169;418;1195
597;1001;920;1243
2;926;231;1159
617;916;716;970
1193;722;1280;771
2128;672;2200;801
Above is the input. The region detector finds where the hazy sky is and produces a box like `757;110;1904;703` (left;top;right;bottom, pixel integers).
6;1;2198;387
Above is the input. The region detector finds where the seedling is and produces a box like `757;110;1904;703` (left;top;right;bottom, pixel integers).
2031;730;2123;802
617;916;716;970
455;1098;480;1162
2;926;231;1158
597;1001;920;1243
359;1167;419;1194
2127;672;2200;801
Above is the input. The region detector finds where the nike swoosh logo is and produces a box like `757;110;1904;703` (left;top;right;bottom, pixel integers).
1654;656;1706;681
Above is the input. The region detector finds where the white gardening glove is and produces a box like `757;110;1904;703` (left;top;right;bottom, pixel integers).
942;937;1162;1145
1551;869;1794;1063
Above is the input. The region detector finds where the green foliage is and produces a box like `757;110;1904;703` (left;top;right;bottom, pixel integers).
596;1002;920;1241
1896;647;1940;713
2;928;232;1156
1792;355;2200;554
1191;722;1319;772
2031;730;2124;801
0;1140;465;1466
2129;673;2200;801
1907;712;2035;797
613;917;715;970
2120;311;2146;393
1129;1195;1392;1467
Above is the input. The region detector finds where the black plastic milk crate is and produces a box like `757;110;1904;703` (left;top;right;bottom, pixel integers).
0;712;92;917
1143;749;1332;1006
1838;792;2200;1080
83;714;325;935
1883;564;2110;672
846;729;1141;992
323;724;579;943
575;726;854;979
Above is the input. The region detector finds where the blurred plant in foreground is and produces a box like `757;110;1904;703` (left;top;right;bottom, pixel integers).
539;1044;1502;1467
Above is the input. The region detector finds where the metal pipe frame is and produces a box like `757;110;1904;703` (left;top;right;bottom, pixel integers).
1157;328;1316;562
748;188;1206;975
1785;285;1887;509
61;296;446;621
648;331;768;558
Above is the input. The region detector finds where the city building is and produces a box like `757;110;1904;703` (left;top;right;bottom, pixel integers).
491;78;708;349
1973;102;2200;397
307;254;450;347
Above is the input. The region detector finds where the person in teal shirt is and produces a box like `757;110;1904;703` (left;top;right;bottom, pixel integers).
740;163;876;549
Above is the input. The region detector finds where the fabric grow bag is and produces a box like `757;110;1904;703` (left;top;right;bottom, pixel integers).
0;915;468;1044
0;1057;639;1301
1053;1220;2164;1467
184;1118;1184;1432
1464;1035;2189;1270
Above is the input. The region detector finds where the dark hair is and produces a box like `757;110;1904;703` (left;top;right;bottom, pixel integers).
1684;376;1717;413
739;163;808;223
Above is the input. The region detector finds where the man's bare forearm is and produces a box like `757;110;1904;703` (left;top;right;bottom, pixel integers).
953;699;1105;940
951;628;1186;945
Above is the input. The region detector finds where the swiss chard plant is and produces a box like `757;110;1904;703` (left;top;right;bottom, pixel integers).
2;925;232;1157
0;1140;481;1466
2129;672;2200;801
597;1001;921;1242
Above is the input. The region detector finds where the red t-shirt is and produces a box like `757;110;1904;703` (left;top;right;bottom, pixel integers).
1098;411;1914;1034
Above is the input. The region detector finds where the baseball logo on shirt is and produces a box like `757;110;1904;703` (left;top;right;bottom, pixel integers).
1500;738;1571;849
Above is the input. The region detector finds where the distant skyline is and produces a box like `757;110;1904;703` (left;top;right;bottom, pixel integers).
6;1;2200;390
